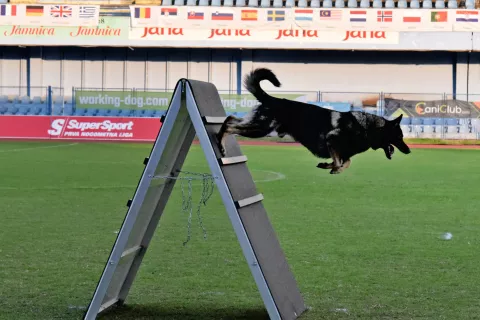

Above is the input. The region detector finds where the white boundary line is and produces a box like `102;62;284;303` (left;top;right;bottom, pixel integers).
0;143;78;153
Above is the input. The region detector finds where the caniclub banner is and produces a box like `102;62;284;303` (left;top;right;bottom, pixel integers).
384;98;480;118
74;90;308;114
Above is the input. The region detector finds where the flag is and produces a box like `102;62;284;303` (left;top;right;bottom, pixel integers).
456;10;478;22
377;10;392;22
79;6;96;18
267;10;285;21
134;7;150;19
161;8;177;16
50;5;72;18
0;5;16;16
319;9;342;21
188;11;204;20
212;10;233;21
403;12;421;23
26;5;44;17
431;11;447;22
241;9;257;21
294;9;313;21
350;10;366;22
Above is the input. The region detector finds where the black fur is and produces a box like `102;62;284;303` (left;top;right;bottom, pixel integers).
217;68;411;174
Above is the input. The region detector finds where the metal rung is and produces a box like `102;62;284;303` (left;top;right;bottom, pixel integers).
121;245;142;258
219;155;247;166
203;116;226;124
235;194;264;209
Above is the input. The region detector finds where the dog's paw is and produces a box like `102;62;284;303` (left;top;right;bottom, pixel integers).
329;169;342;174
317;162;331;169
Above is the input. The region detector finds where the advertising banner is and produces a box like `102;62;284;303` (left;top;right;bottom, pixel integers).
0;4;99;27
130;6;480;32
383;98;480;118
0;115;161;141
74;89;309;113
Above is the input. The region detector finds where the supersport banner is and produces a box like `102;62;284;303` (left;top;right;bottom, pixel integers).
0;116;162;141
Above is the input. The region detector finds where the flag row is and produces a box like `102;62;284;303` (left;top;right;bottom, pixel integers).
130;6;480;32
0;4;99;27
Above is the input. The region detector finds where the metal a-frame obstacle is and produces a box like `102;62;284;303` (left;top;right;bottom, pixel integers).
83;78;307;320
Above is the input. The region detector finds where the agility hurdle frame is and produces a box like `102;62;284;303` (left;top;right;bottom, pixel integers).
83;78;307;320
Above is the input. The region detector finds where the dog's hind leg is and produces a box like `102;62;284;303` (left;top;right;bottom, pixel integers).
217;115;275;156
342;159;351;169
325;130;345;174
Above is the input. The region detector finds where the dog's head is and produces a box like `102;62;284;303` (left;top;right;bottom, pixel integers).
382;114;411;159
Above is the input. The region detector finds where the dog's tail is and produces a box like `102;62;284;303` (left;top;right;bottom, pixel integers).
244;68;281;102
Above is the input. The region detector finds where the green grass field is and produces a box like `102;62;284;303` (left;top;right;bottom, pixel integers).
1;140;480;320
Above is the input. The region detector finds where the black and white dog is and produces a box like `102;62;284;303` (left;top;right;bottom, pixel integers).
216;68;411;174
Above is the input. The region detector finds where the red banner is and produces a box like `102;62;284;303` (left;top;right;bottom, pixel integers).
0;116;162;141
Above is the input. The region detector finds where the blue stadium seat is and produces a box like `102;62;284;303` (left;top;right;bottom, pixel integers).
272;0;282;6
75;108;87;116
446;118;459;126
186;0;196;4
373;0;382;7
0;96;8;104
20;96;31;104
144;110;155;117
261;0;271;7
359;0;370;7
224;0;234;5
109;109;121;117
6;105;19;115
422;0;433;8
310;0;320;6
248;0;258;6
16;105;31;115
236;0;246;5
298;0;308;6
435;0;445;8
422;118;434;125
63;104;73;115
199;0;209;5
347;0;357;7
410;0;420;7
162;0;173;4
400;117;411;125
97;109;109;117
174;0;185;5
134;109;145;117
466;0;475;8
397;0;407;7
322;0;333;6
52;105;63;115
335;0;345;7
85;108;97;116
411;118;422;125
285;0;294;6
0;105;7;114
385;0;395;7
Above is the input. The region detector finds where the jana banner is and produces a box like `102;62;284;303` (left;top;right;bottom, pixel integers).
0;115;161;141
384;98;480;118
0;4;99;27
74;90;308;112
130;7;480;32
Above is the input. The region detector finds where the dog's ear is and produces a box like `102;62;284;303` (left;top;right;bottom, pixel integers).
391;114;403;126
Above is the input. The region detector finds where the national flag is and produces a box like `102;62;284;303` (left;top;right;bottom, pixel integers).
402;12;421;23
50;5;72;18
79;6;96;18
456;10;478;22
212;10;233;21
319;9;342;21
294;9;313;21
161;7;177;16
241;9;257;21
267;10;285;21
431;11;447;22
26;5;44;17
134;7;150;19
0;5;17;16
188;11;204;20
377;10;392;22
349;10;366;22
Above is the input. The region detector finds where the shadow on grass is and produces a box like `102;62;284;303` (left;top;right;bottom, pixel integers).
96;303;270;320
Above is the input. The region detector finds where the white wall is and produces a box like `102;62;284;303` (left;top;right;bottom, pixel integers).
0;46;464;104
